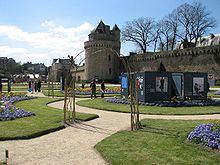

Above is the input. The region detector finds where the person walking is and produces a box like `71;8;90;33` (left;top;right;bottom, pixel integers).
90;79;96;99
100;81;105;98
28;80;31;92
34;81;38;92
31;80;35;94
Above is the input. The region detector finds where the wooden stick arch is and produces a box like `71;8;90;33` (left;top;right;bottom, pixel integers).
63;48;141;130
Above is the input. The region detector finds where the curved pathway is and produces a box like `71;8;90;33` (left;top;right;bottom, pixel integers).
1;96;220;164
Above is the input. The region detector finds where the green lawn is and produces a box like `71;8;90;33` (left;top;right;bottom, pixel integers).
0;98;98;140
2;83;58;91
2;87;27;91
77;98;220;115
42;90;65;97
208;90;220;98
208;93;220;98
211;86;220;88
95;119;220;165
42;90;120;98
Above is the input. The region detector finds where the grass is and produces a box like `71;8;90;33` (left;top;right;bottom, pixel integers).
2;83;59;91
208;94;220;98
42;90;120;98
211;86;220;88
42;90;65;97
77;98;220;115
95;119;220;165
0;98;98;140
2;87;27;91
208;90;220;98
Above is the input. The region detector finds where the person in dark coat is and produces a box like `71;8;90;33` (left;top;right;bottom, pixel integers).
100;81;105;98
90;79;96;99
28;80;31;89
38;80;41;92
34;81;38;92
28;80;32;92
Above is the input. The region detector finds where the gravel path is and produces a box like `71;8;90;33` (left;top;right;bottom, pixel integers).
1;96;220;164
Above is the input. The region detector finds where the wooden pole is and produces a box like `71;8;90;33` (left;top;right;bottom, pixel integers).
63;78;67;123
129;75;134;131
52;80;54;98
5;149;9;165
136;78;141;129
72;76;76;121
47;81;50;97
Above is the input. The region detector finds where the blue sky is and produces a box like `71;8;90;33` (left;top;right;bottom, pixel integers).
0;0;220;66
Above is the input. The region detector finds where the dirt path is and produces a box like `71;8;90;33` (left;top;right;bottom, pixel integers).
1;96;220;165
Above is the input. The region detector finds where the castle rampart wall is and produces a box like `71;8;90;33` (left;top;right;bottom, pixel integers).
126;45;220;79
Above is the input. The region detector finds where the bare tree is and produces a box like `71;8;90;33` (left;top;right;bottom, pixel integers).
190;2;217;45
122;17;156;53
166;11;179;50
176;2;216;47
123;2;216;52
156;10;179;51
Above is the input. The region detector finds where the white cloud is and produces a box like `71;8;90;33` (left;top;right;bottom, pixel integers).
0;46;28;54
0;45;51;64
0;21;94;66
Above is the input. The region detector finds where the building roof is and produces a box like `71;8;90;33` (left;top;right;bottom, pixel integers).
90;20;120;35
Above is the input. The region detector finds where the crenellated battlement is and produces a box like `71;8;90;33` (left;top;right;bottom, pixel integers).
123;45;220;79
84;40;120;50
127;45;220;63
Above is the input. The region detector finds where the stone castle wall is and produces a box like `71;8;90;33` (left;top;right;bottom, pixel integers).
125;45;220;79
84;40;120;81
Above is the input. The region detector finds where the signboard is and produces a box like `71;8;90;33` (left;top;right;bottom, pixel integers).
136;76;144;95
121;76;128;88
193;77;204;95
156;77;168;92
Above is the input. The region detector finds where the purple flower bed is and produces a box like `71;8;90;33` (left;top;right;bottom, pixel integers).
188;123;220;149
61;91;120;95
75;91;120;95
106;98;220;107
0;96;36;121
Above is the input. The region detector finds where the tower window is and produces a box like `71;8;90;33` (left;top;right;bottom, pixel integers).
108;54;111;61
109;68;111;75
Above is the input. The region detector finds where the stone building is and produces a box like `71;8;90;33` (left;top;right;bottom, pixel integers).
84;21;121;81
49;58;70;81
71;64;85;82
23;62;47;75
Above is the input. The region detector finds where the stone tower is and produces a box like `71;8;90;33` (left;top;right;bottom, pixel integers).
84;21;121;81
